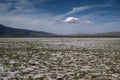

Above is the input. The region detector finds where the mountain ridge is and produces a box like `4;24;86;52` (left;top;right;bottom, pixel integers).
0;24;56;36
0;24;120;37
70;32;120;37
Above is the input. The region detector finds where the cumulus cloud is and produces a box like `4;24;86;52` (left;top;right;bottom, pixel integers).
64;17;93;24
64;17;80;23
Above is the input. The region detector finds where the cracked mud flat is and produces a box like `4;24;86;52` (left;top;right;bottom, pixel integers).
0;38;120;80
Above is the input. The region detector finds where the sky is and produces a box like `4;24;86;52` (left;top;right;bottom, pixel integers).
0;0;120;34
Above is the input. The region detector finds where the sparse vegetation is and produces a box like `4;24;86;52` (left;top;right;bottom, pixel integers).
0;38;120;80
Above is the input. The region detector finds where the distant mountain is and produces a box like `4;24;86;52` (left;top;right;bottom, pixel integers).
0;24;56;36
0;24;120;37
91;32;120;37
70;32;120;37
69;33;90;36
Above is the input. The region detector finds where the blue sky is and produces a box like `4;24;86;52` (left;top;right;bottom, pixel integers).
0;0;120;34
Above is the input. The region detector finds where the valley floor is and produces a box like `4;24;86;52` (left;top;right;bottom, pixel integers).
0;38;120;80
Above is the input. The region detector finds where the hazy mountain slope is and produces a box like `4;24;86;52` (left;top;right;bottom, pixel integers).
0;24;56;36
0;24;120;37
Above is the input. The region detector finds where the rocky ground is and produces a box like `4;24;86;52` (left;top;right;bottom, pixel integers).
0;38;120;80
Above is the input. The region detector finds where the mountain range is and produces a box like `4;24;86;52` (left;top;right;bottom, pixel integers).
0;24;120;37
0;24;56;36
70;32;120;37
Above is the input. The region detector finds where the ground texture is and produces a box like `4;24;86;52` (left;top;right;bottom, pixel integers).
0;38;120;80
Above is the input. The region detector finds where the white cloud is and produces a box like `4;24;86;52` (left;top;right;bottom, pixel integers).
54;6;92;20
66;6;91;15
55;4;111;21
64;17;93;24
0;0;37;15
64;17;80;23
65;4;111;16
